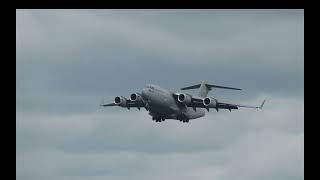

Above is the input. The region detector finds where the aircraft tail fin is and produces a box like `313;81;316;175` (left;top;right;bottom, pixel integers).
180;81;241;97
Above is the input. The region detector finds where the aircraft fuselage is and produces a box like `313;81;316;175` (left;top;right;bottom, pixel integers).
141;84;205;121
101;81;264;123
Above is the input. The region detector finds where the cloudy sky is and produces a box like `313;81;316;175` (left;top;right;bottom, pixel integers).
16;9;304;180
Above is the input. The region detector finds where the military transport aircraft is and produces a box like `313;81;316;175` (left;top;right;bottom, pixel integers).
100;81;265;123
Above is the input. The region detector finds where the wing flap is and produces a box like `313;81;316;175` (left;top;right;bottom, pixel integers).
217;102;238;109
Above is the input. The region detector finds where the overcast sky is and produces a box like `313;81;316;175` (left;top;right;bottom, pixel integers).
16;9;304;180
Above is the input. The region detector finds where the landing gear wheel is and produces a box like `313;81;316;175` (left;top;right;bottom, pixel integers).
155;117;161;122
181;118;189;123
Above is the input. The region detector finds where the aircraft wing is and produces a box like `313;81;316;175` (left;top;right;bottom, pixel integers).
173;93;265;112
191;98;265;112
100;103;118;107
100;98;146;110
233;99;266;109
216;102;239;110
186;98;239;111
125;99;146;108
186;100;239;109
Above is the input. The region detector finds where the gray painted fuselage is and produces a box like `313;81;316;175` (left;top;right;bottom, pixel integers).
141;84;205;121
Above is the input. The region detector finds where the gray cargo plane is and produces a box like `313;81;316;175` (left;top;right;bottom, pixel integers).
101;81;265;123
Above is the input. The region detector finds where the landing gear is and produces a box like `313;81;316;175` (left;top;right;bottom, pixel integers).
153;116;165;122
179;119;189;123
156;117;161;122
177;114;189;123
181;118;189;123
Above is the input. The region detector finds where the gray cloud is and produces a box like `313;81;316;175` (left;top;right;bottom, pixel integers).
16;9;304;180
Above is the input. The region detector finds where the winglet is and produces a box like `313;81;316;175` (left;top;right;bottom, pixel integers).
100;97;105;107
259;100;265;109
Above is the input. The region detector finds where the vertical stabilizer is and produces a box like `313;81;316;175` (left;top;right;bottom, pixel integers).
198;80;209;97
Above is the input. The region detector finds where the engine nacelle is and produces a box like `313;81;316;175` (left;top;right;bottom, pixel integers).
130;93;144;104
114;96;127;106
177;94;192;105
203;97;218;108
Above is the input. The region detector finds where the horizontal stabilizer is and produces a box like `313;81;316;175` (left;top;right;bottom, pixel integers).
181;81;241;97
206;84;241;90
181;84;201;90
181;83;241;91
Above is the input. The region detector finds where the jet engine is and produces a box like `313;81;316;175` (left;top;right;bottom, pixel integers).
114;96;127;106
130;93;144;104
203;97;218;108
177;94;192;105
